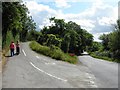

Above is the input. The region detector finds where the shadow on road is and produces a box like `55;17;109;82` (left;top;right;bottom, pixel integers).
5;53;20;57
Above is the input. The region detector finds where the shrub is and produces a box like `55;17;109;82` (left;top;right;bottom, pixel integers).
90;51;116;62
29;41;78;64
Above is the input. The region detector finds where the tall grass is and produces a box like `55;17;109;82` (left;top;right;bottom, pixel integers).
29;41;78;64
90;51;120;63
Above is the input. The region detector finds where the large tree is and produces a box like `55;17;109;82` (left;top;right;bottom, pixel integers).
109;19;120;59
2;1;36;48
39;17;93;55
99;19;120;60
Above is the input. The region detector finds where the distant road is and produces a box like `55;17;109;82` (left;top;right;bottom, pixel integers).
2;42;98;88
79;53;118;88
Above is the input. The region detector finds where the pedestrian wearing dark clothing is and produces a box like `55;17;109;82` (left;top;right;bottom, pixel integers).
16;41;20;55
10;41;15;56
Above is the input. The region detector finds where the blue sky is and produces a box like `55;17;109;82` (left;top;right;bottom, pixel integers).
23;0;119;41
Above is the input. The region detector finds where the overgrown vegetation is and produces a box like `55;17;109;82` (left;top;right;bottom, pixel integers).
2;2;36;50
28;17;94;63
37;17;93;55
2;1;120;64
1;2;36;54
29;41;78;64
87;19;120;63
2;2;37;68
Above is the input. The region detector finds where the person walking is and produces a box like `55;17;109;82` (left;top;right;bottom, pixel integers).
16;41;20;55
10;41;15;57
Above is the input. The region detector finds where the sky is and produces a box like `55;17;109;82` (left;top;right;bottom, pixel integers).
23;0;119;42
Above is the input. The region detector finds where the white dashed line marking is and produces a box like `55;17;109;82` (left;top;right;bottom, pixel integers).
36;56;39;59
45;62;56;65
22;49;26;56
89;81;95;84
30;62;67;82
88;76;92;79
91;84;98;88
85;73;98;88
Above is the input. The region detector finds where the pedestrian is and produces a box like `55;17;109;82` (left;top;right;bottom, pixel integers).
10;41;15;57
16;40;20;55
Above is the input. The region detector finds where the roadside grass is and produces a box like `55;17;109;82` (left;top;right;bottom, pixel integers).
1;49;9;71
29;41;78;64
89;52;120;63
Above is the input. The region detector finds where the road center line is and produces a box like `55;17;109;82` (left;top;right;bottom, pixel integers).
30;62;67;82
22;49;26;56
90;81;95;84
45;62;56;65
36;56;39;59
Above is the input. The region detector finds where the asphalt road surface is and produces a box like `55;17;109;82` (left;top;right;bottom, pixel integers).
79;53;118;88
2;42;118;88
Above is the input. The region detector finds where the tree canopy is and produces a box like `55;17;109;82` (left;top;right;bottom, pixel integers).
39;17;93;55
2;2;36;48
99;19;120;60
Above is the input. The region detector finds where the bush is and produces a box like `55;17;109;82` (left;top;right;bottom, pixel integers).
29;41;78;64
94;51;111;57
89;51;119;62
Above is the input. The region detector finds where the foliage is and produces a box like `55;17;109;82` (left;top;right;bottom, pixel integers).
109;19;120;59
39;17;93;55
99;34;111;50
29;41;78;64
27;30;40;41
2;2;36;49
90;51;120;63
87;41;103;52
90;52;113;62
45;34;62;47
91;19;120;62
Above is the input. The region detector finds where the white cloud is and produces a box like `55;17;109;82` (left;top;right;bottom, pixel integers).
26;1;56;13
23;0;118;41
74;19;96;32
98;17;113;26
93;32;112;42
39;18;55;29
54;0;71;8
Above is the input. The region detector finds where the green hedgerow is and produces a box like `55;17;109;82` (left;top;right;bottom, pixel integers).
29;41;78;64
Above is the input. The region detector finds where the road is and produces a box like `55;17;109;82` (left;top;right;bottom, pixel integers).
2;42;98;88
79;53;118;88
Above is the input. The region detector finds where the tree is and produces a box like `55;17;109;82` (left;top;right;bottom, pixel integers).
98;19;120;60
20;16;36;41
27;30;40;41
109;19;120;59
2;2;36;48
40;17;93;55
99;34;110;50
87;41;102;52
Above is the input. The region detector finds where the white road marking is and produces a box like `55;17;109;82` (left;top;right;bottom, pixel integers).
30;62;67;82
22;49;26;56
85;73;98;88
88;76;92;79
45;62;56;65
91;84;98;88
90;81;95;84
36;56;39;59
36;56;47;61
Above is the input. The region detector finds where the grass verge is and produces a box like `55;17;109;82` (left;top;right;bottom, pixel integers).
89;52;120;63
29;41;78;64
1;47;10;71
